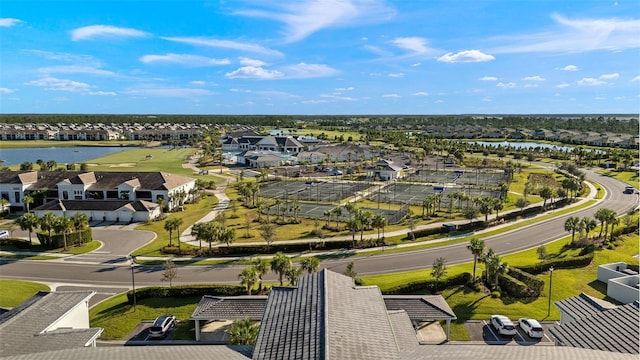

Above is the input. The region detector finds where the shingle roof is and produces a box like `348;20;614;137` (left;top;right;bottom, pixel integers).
0;291;103;357
33;199;158;212
4;344;638;360
549;302;640;354
387;310;419;351
555;292;617;322
252;269;414;360
383;295;457;321
190;296;267;321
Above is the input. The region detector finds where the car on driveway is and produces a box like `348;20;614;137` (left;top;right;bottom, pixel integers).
490;315;517;336
518;318;544;338
148;314;176;339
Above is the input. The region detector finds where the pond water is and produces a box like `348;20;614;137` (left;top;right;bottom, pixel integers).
0;146;142;166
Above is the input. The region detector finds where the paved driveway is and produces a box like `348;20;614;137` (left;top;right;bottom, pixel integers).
464;320;557;345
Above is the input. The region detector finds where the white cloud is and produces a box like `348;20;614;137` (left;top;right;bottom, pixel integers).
71;25;149;41
140;53;230;66
191;81;206;85
562;65;579;71
88;91;116;96
412;92;429;96
392;37;433;54
599;73;619;79
482;97;492;102
479;76;498;81
363;45;393;57
412;62;421;67
434;99;444;103
302;99;329;104
162;37;283;57
234;0;396;43
0;18;22;27
578;77;607;86
320;94;357;101
388;72;404;78
632;76;640;82
123;87;214;97
37;65;115;76
489;13;640;53
25;76;92;92
239;57;266;66
383;93;400;98
496;82;516;88
335;87;354;92
437;50;495;63
225;66;283;79
281;63;339;79
0;88;14;93
523;75;545;81
555;82;570;88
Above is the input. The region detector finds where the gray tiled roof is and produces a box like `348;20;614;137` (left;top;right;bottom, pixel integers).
555;292;616;322
383;295;457;321
4;344;638;360
387;310;419;351
34;199;157;212
253;269;409;360
253;270;325;360
0;291;103;357
190;296;267;321
549;302;640;354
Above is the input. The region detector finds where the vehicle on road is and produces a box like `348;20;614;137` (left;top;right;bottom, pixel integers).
518;318;544;338
490;315;517;336
623;186;636;194
148;314;176;339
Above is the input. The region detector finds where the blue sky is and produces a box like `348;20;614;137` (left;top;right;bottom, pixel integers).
1;0;639;115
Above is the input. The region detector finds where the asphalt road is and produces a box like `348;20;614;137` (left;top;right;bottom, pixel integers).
0;168;637;293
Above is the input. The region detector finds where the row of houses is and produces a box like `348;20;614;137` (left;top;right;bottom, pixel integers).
0;170;196;222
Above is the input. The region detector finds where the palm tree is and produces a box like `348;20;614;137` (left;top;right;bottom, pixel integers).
371;213;387;242
357;210;373;242
53;216;74;251
174;218;184;251
564;216;580;244
16;212;39;247
71;213;89;245
39;212;58;248
609;216;620;243
467;237;486;281
219;226;235;248
23;194;33;212
345;218;361;248
251;258;270;292
239;267;259;295
286;266;304;286
227;318;259;345
594;208;609;238
300;257;320;274
164;218;178;247
539;186;554;210
271;252;291;286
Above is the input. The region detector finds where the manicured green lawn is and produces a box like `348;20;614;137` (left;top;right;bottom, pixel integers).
84;147;197;177
0;280;50;308
90;293;201;340
596;168;639;188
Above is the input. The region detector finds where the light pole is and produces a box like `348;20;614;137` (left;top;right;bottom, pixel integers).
547;266;554;317
130;260;137;312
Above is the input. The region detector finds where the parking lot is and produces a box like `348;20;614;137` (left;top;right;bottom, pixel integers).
464;320;557;345
126;320;178;343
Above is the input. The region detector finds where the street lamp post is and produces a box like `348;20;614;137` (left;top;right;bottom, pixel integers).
130;261;137;312
547;266;554;317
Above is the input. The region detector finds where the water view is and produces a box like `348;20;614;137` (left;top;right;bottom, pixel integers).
0;146;138;166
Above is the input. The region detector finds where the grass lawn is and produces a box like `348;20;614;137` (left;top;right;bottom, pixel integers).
89;293;201;340
596;168;639;188
363;232;639;340
84;147;197;176
0;280;50;308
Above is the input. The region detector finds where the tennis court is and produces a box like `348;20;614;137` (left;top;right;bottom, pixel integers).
370;182;503;206
262;201;407;224
404;168;508;186
260;180;371;203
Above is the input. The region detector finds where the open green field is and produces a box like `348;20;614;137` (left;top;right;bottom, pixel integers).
0;280;50;308
84;147;197;176
596;168;639;188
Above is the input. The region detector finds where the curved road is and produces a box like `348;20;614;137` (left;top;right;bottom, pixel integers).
0;168;637;297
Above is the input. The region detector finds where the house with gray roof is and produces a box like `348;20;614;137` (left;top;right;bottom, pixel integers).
554;292;617;324
597;262;640;304
0;291;103;358
549;299;639;354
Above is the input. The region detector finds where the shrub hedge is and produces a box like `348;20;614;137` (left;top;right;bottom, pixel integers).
507;267;544;296
498;273;532;298
516;253;594;275
36;229;92;249
382;272;472;294
162;239;357;256
126;284;246;304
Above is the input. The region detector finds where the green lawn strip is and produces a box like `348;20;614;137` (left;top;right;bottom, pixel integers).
89;293;201;340
131;195;219;257
595;169;639;188
0;279;50;308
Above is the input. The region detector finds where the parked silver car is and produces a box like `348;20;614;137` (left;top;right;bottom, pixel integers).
148;314;176;339
518;318;544;338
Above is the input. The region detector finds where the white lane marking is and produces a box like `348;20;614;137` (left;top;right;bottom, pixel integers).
482;320;500;341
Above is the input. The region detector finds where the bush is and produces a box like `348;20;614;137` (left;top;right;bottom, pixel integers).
498;273;534;298
516;253;594;275
36;229;92;249
162;240;356;257
382;272;472;294
126;284;246;304
0;238;32;249
507;267;544;296
406;226;443;240
491;290;501;298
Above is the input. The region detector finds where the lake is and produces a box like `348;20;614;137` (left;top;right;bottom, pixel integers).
0;146;141;166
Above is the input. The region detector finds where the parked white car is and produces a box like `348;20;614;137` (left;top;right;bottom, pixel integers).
518;318;544;338
490;315;517;336
148;314;176;339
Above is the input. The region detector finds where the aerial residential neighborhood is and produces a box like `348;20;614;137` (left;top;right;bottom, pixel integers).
1;0;640;359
